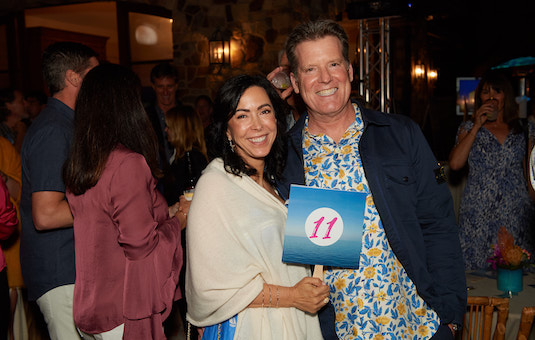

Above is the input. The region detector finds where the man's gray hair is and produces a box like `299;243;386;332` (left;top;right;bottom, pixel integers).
285;19;349;76
42;42;97;96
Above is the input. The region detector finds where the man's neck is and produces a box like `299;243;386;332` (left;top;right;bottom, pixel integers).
53;91;75;110
308;102;355;143
158;102;175;114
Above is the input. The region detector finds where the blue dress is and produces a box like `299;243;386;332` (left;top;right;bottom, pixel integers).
457;120;535;270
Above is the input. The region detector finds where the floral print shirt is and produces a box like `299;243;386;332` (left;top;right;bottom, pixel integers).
302;104;440;339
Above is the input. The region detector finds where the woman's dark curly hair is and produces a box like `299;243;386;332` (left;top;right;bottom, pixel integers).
206;74;288;184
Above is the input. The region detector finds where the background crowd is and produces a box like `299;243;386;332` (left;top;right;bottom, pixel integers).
0;17;533;340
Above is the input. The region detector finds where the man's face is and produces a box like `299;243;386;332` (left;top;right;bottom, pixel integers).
153;76;178;108
290;36;353;119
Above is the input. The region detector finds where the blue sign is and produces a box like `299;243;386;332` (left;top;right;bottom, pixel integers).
282;185;366;268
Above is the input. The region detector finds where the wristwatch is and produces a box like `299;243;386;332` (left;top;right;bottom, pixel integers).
450;323;460;332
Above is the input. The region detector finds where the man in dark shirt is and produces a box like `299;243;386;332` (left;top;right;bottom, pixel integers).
20;42;98;340
146;62;180;165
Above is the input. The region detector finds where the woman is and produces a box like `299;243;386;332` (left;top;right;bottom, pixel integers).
164;105;208;204
63;64;186;339
186;75;328;340
0;136;24;339
449;71;535;270
0;89;27;152
164;105;208;338
0;176;17;340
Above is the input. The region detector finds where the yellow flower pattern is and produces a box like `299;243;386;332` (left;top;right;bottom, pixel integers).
302;105;440;339
367;248;382;257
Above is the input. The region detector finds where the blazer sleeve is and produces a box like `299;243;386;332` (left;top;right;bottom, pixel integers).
408;121;467;325
110;154;182;340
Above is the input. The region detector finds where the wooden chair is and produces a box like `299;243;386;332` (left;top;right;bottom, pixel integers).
460;296;509;340
517;306;535;340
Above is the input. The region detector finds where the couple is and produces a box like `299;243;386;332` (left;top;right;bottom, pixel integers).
186;20;466;340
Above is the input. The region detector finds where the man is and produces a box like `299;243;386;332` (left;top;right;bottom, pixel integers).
276;20;466;340
20;42;98;340
146;62;180;164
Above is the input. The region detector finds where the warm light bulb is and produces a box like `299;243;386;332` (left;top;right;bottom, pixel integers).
414;64;425;78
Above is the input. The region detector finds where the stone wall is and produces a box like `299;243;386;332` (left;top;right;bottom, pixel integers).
169;0;347;105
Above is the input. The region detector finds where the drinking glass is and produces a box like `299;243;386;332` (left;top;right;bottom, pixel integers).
485;98;499;121
184;187;195;201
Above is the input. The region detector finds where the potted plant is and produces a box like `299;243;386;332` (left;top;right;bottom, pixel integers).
487;227;532;297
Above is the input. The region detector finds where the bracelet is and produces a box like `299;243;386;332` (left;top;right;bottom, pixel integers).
276;287;279;308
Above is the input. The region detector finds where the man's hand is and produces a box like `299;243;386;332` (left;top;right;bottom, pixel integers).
267;66;294;100
447;323;457;337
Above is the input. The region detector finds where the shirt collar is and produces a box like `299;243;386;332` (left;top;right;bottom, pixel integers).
304;102;363;142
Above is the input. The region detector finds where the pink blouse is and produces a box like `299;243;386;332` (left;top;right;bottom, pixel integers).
0;178;17;271
67;145;182;339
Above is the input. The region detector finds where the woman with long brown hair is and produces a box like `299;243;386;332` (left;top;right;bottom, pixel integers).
449;71;535;270
63;64;187;339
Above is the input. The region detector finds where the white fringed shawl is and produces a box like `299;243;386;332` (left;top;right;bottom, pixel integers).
186;159;322;340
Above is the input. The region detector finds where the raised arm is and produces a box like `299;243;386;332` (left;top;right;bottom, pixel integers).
449;105;489;170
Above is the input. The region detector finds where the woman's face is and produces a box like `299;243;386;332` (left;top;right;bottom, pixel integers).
480;83;505;113
226;86;277;169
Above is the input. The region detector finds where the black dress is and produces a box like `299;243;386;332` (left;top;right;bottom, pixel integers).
163;148;207;337
165;148;208;205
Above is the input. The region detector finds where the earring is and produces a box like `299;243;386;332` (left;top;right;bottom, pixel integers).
228;139;235;152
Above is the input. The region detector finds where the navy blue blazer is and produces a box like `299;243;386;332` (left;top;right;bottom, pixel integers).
276;101;467;339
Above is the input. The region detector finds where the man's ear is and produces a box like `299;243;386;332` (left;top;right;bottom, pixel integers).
66;69;81;88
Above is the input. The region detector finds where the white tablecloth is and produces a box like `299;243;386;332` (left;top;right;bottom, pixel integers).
466;270;535;340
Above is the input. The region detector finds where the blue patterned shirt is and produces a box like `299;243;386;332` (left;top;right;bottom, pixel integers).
302;104;440;339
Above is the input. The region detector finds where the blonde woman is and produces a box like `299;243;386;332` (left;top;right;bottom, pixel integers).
164;105;208;204
164;105;208;338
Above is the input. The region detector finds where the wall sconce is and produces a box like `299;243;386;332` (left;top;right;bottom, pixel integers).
428;69;438;81
414;64;425;79
209;28;230;66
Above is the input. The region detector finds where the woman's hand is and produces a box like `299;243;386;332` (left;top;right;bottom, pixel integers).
473;102;493;129
174;196;191;229
290;277;330;314
168;202;180;218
